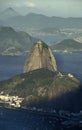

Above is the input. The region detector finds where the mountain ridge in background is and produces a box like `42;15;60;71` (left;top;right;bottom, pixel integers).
51;39;82;52
0;8;82;33
0;26;37;55
0;7;21;20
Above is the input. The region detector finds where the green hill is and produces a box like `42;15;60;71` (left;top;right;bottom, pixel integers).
51;39;82;52
0;27;37;55
0;41;81;112
0;68;80;111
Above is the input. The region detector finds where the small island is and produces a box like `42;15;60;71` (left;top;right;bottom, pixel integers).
0;41;80;112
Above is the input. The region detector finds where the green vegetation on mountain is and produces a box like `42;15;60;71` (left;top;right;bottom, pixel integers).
0;27;37;55
0;41;81;111
51;39;82;52
0;69;80;109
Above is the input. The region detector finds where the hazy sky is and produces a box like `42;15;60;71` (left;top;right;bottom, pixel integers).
0;0;82;17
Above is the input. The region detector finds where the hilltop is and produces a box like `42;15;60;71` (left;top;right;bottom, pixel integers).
0;7;20;20
51;39;82;52
24;41;57;72
0;68;80;111
0;41;81;111
0;27;37;55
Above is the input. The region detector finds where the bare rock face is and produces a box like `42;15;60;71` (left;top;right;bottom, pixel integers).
24;41;57;72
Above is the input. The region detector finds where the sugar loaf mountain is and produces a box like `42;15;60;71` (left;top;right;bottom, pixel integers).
0;41;82;112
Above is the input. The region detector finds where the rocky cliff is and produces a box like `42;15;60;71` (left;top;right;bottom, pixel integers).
0;41;81;112
24;41;57;72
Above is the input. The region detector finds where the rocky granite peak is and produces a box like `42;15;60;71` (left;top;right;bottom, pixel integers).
24;40;57;72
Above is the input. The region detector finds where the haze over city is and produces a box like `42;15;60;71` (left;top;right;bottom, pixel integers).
0;0;82;17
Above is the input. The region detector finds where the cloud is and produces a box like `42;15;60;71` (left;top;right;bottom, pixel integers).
24;1;36;8
0;0;36;9
0;0;82;17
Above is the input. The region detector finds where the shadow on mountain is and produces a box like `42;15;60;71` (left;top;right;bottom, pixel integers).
22;83;82;113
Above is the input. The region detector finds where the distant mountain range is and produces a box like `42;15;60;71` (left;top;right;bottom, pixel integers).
0;27;37;55
0;26;82;55
0;7;82;52
51;39;82;52
0;8;82;33
0;7;20;20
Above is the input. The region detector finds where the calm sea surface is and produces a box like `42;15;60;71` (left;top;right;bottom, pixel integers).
55;52;82;82
0;52;82;82
0;52;82;130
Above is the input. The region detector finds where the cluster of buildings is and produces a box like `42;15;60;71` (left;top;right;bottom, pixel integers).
0;93;24;108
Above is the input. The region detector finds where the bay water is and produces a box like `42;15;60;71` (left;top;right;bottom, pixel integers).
0;52;82;82
0;52;82;130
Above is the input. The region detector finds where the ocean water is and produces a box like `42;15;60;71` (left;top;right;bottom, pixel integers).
0;55;26;81
55;52;82;82
0;52;82;82
0;53;82;130
0;107;53;130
